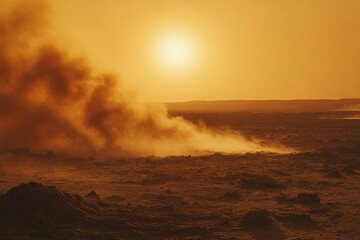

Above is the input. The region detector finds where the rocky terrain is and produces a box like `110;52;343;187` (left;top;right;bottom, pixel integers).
0;111;360;239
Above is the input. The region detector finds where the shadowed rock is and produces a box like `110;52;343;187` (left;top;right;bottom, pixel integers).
9;148;32;156
276;213;318;231
217;191;242;202
296;193;321;206
324;168;344;178
0;182;94;226
241;174;284;190
276;193;322;207
86;191;100;200
46;150;57;160
284;214;314;225
0;182;137;239
241;210;277;230
241;210;284;240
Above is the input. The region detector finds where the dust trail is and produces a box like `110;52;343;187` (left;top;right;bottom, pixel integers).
0;1;290;157
341;104;360;119
343;115;360;120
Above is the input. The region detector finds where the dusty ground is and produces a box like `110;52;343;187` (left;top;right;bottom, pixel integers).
0;111;360;239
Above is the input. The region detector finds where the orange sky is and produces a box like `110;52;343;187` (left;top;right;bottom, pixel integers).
49;0;360;102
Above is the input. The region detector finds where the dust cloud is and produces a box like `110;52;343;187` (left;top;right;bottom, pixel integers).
0;1;288;157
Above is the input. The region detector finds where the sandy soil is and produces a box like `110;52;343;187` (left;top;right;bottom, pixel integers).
0;111;360;239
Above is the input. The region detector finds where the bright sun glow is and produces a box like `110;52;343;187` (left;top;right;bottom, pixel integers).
155;33;195;70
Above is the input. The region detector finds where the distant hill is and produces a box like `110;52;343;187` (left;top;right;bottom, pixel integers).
165;99;360;113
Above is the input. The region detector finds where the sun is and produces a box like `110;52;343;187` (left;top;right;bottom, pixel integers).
155;33;195;70
162;38;188;65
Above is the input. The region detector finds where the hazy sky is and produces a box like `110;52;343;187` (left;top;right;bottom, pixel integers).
49;0;360;102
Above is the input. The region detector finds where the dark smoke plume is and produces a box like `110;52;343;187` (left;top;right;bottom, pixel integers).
0;1;288;156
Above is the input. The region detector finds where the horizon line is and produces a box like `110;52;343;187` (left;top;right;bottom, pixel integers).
155;97;360;104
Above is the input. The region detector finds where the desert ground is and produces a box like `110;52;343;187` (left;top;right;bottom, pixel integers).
1;110;360;240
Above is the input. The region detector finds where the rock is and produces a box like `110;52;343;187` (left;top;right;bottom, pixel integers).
344;166;360;175
241;210;277;230
325;169;343;178
241;174;284;190
283;214;314;225
8;148;32;157
0;183;137;238
296;193;321;205
105;195;125;202
0;182;94;226
46;150;57;159
86;191;100;200
275;213;317;230
275;194;291;203
218;219;231;227
218;191;242;201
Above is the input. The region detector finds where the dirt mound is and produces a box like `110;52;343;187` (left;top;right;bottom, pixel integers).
0;182;94;226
